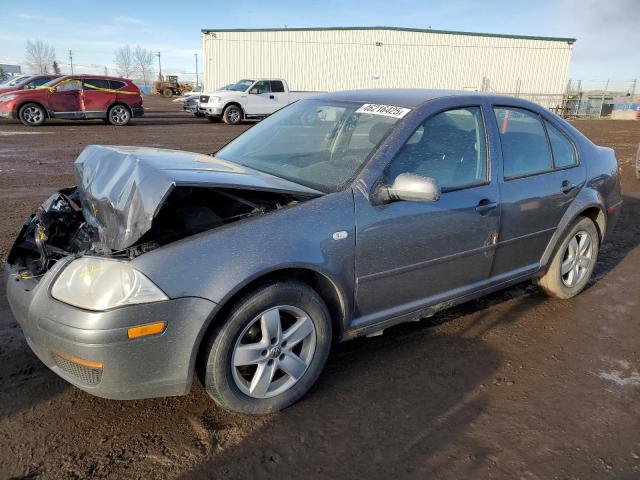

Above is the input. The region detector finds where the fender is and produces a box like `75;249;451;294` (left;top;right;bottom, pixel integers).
539;186;606;270
16;100;50;119
222;101;244;118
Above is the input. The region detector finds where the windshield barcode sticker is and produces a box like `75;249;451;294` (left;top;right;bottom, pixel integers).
356;104;411;119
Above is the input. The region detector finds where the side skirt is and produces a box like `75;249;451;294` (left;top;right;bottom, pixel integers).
342;265;540;341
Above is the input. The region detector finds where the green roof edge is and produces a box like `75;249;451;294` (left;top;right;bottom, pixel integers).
200;26;576;43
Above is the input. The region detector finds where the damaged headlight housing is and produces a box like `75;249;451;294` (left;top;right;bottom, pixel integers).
51;257;168;311
0;93;18;102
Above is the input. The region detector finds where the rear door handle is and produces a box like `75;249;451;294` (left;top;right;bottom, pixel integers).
561;180;576;194
475;199;498;215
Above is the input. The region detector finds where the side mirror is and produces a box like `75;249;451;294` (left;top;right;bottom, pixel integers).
382;173;441;202
249;88;259;94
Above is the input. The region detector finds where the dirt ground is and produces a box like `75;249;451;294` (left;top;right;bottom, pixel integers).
0;96;638;480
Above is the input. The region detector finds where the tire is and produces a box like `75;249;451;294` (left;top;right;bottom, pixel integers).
162;88;173;98
201;281;332;414
535;216;599;299
18;103;46;126
106;104;131;126
207;116;220;123
222;104;243;125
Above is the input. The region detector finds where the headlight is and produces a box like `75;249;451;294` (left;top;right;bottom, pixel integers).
210;96;221;103
51;257;168;311
0;94;17;102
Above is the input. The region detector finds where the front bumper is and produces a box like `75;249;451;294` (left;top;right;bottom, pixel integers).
4;259;215;400
205;105;223;116
0;110;16;119
132;107;144;117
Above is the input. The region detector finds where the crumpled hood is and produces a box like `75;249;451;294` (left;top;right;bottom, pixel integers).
74;145;321;251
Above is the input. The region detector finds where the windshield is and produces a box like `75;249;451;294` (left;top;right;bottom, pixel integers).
216;99;402;193
0;75;31;88
228;79;255;92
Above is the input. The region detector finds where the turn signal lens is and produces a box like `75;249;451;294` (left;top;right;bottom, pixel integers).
127;322;166;339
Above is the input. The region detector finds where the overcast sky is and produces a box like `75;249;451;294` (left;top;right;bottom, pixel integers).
0;0;637;91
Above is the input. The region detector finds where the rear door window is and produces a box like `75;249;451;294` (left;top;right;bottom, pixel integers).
270;81;285;93
83;79;111;91
494;107;552;179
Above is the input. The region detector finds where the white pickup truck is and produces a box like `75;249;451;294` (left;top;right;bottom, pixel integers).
200;78;318;124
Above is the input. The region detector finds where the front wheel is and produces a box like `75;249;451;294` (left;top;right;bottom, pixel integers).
201;281;332;414
107;104;131;126
222;104;242;125
535;216;599;299
18;103;46;126
162;88;173;98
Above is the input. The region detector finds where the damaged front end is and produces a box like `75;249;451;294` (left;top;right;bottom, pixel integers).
8;145;321;278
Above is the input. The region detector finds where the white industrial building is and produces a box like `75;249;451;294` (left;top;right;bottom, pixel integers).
202;27;575;108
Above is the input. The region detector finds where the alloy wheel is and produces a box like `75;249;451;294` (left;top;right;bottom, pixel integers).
231;305;317;399
22;106;43;125
228;108;241;123
560;230;593;287
110;106;130;125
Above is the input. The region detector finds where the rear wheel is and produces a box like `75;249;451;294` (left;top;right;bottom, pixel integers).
201;281;332;414
535;216;599;299
222;104;243;125
107;104;131;126
18;103;46;126
162;88;173;98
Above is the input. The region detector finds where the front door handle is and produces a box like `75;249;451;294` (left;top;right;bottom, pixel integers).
269;95;275;99
561;180;576;194
475;199;498;215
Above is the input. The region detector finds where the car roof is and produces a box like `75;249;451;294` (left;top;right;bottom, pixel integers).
56;74;131;81
312;88;501;108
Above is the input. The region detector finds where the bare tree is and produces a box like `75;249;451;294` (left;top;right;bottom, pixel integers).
114;45;135;78
133;46;154;86
25;40;56;74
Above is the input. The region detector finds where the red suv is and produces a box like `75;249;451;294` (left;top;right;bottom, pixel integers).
0;75;144;126
0;74;62;94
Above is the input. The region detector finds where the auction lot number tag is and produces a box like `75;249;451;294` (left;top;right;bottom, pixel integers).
356;104;411;119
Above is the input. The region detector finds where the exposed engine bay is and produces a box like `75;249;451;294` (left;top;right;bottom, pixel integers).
8;185;302;276
8;145;322;277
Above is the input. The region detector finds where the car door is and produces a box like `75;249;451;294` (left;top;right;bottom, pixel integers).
81;79;115;117
490;106;586;276
353;105;500;325
246;81;275;115
48;79;82;115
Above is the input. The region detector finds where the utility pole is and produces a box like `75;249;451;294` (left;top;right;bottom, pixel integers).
155;51;162;81
600;79;609;117
69;50;74;75
630;78;637;102
194;53;199;87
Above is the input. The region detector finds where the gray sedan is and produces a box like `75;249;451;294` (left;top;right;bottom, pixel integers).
5;89;622;414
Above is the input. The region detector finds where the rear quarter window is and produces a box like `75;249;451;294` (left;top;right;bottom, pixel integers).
545;121;577;168
109;80;127;90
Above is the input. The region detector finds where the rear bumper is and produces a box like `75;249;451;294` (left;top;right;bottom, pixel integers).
132;107;144;117
5;259;215;400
